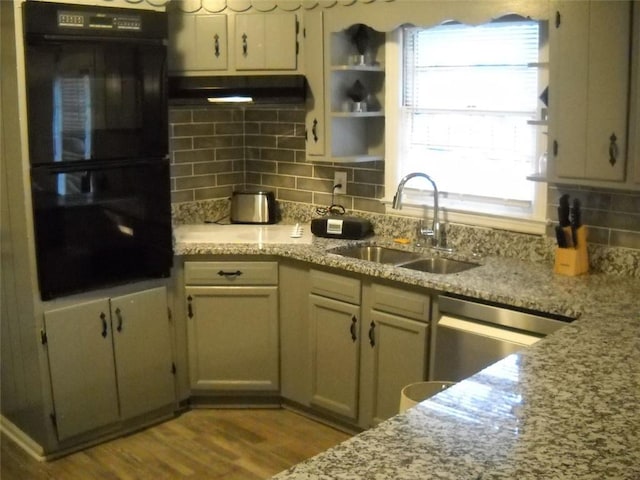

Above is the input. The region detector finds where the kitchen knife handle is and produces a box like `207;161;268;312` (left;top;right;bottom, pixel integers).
609;133;618;166
555;225;567;248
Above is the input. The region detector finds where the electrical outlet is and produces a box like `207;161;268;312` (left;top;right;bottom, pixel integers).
334;171;347;195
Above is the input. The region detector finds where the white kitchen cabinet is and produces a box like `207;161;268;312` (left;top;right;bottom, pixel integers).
43;287;175;441
110;289;176;421
168;12;228;73
168;11;299;75
359;281;430;428
297;268;432;427
627;2;640;187
279;260;313;406
549;0;631;183
184;261;279;393
308;269;361;420
304;8;326;159
234;13;298;71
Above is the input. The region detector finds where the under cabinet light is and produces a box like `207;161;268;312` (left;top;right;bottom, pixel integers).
207;96;253;103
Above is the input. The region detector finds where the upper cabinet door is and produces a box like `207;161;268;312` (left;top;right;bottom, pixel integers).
628;3;640;186
168;12;228;73
304;8;326;158
550;0;630;182
235;13;298;70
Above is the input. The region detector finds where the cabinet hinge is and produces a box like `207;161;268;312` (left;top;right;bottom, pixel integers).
40;329;47;345
171;362;177;375
555;11;561;28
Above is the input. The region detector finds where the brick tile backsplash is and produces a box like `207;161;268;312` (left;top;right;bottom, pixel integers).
169;104;639;250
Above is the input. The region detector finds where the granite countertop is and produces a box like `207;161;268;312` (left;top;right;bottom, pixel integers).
174;226;640;479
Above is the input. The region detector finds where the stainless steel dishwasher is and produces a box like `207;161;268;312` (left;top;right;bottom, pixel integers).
431;295;574;382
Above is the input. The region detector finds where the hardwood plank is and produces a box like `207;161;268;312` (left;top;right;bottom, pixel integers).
1;408;351;480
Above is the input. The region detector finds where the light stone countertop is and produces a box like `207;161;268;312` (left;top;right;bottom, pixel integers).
174;229;640;480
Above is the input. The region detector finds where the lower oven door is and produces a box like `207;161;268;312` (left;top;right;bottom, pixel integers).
432;315;542;383
31;158;172;300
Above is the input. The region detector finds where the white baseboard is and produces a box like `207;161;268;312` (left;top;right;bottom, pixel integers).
0;415;46;462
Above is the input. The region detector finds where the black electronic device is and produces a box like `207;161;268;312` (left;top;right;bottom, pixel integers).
311;216;373;240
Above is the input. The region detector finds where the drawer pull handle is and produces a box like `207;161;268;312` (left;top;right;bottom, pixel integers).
214;33;220;58
218;270;243;278
115;307;123;333
350;315;357;342
609;132;618;166
100;312;108;338
242;33;248;57
368;321;376;347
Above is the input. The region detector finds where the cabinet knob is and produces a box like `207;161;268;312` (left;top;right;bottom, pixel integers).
609;133;618;166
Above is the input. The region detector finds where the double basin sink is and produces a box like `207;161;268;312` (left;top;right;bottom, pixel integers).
329;244;479;274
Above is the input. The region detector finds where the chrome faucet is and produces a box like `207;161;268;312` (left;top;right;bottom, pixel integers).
392;172;445;249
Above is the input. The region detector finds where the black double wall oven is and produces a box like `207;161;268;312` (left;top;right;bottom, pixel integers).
24;2;172;300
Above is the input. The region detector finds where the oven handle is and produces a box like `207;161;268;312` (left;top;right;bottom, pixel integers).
439;315;542;346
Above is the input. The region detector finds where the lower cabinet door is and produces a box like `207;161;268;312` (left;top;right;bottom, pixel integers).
44;299;120;441
186;286;279;391
110;286;175;420
366;310;428;426
308;294;360;420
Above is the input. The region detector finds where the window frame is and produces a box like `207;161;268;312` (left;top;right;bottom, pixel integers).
383;26;548;235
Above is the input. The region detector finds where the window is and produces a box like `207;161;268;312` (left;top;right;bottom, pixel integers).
385;18;548;233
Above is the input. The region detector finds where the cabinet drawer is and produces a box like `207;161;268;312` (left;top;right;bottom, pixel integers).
185;261;278;285
370;283;430;322
310;269;361;305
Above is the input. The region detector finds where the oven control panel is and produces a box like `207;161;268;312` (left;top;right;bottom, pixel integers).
58;10;141;31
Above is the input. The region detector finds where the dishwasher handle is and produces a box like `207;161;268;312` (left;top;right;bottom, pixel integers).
439;315;542;346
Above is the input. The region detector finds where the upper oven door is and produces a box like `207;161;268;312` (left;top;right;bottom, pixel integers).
25;38;167;165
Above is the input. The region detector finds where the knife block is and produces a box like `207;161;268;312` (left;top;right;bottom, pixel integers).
554;226;589;276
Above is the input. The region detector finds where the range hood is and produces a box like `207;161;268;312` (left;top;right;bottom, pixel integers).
168;75;306;105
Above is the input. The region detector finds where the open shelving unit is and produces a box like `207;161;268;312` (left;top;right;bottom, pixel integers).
326;24;386;163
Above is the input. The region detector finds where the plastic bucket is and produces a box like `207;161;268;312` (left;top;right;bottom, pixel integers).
399;381;456;413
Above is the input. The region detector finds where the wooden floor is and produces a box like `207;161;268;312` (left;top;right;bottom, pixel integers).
1;408;352;480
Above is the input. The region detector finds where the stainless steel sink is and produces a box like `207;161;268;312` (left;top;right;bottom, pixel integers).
399;257;478;274
329;245;422;264
329;244;479;274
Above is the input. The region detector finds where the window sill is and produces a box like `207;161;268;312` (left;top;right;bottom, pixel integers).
380;198;548;235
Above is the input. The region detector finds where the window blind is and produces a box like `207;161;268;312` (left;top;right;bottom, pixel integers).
401;20;541;210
